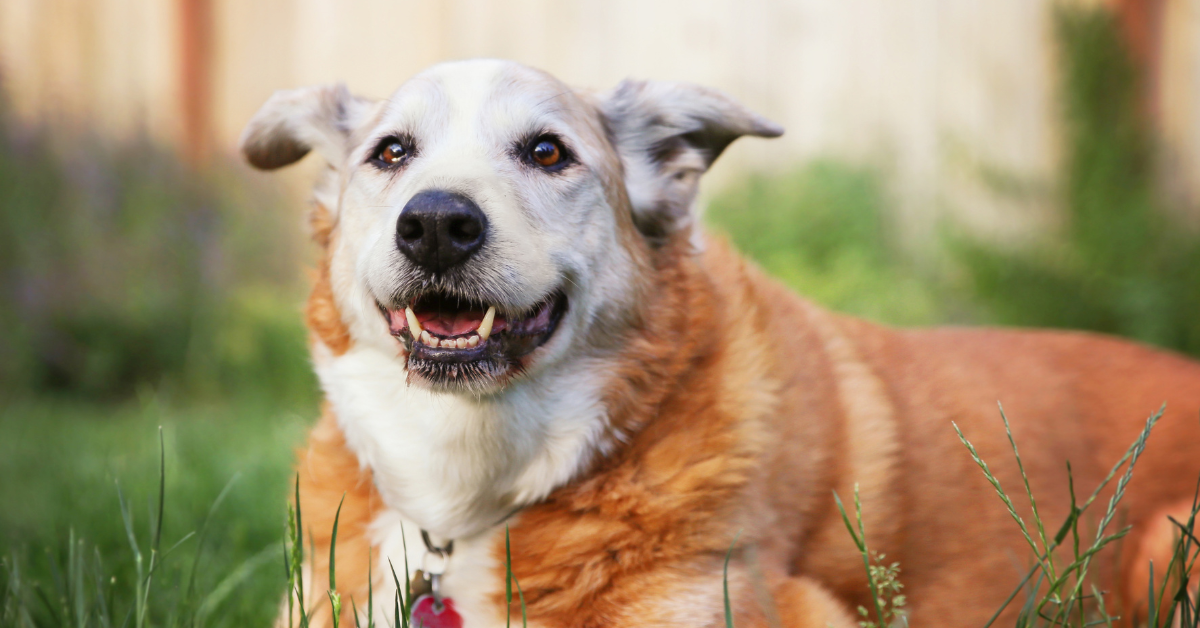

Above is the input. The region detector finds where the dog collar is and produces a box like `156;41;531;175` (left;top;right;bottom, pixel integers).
409;530;462;628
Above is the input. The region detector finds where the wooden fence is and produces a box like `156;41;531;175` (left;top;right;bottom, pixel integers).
1;0;1197;241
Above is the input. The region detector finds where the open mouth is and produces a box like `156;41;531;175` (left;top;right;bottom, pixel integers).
378;290;568;388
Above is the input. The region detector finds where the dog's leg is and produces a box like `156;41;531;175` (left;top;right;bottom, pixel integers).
725;572;857;628
771;577;857;628
274;406;383;628
1120;498;1200;627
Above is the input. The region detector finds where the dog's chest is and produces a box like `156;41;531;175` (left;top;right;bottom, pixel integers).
315;342;612;536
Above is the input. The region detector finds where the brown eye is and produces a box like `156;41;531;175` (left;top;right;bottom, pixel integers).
531;140;562;167
379;142;406;164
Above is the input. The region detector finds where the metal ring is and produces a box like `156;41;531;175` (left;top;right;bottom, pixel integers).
420;529;454;556
422;550;450;576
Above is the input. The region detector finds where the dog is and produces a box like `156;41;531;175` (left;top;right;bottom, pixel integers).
241;59;1200;628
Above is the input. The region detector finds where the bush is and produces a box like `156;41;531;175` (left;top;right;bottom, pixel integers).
0;110;315;402
953;6;1200;358
705;161;952;327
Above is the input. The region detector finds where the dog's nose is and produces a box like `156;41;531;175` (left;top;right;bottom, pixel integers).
396;190;488;272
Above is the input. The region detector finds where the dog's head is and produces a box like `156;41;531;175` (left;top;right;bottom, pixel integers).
242;60;780;393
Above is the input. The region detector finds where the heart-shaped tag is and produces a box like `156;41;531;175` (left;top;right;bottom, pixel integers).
411;594;463;628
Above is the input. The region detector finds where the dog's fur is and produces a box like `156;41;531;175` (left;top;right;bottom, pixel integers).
242;59;1200;627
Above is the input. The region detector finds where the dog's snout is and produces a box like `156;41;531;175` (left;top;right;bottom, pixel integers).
396;190;488;272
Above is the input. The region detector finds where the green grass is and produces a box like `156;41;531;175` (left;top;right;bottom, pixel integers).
836;405;1200;628
0;394;313;627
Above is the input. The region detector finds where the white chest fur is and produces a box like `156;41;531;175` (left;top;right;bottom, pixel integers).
314;342;613;624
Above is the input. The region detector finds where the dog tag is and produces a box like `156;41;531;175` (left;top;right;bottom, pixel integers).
409;570;433;600
410;594;462;628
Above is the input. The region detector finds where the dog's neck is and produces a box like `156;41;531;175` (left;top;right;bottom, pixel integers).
314;340;618;540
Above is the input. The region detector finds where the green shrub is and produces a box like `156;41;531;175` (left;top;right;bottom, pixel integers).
705;161;951;327
954;6;1200;358
0;109;314;402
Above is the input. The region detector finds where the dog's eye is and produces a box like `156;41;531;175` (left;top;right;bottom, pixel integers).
531;140;562;168
370;137;410;167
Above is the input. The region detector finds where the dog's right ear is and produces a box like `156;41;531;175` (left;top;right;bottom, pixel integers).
240;84;377;170
599;80;783;242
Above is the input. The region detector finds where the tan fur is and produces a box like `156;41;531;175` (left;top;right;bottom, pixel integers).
306;202;352;356
259;62;1200;628
291;405;380;626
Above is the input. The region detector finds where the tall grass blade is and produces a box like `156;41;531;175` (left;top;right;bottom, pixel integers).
327;493;346;628
185;472;241;609
399;521;411;627
953;421;1042;560
723;530;741;628
506;526;513;628
999;404;1053;572
194;545;276;627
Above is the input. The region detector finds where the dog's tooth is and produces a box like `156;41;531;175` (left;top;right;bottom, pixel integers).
478;306;496;342
421;331;435;346
404;307;423;336
440;338;455;349
466;335;480;348
455;337;467;349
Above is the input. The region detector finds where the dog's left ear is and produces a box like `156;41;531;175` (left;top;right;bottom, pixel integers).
599;80;783;241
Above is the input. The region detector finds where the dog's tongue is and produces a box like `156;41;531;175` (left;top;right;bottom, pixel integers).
419;309;486;336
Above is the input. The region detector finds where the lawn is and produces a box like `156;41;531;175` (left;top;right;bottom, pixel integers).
0;394;315;627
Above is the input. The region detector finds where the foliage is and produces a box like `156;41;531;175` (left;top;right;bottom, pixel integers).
834;488;908;628
955;405;1200;627
0;109;314;402
706;161;952;327
954;6;1200;359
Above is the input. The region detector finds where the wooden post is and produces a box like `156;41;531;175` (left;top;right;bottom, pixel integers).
178;0;213;165
1112;0;1163;120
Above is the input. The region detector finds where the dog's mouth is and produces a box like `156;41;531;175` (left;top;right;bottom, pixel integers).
378;289;568;389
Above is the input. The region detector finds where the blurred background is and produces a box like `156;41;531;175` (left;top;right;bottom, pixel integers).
2;0;1199;625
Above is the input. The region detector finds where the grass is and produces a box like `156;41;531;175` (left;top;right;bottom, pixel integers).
0;393;312;627
836;404;1200;628
278;476;529;628
5;394;1197;627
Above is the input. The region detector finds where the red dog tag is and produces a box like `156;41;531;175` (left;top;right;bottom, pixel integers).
411;594;463;628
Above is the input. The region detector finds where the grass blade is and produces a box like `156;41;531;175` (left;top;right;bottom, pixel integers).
723;530;742;628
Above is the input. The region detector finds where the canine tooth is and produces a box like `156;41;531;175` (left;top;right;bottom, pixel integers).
404;307;422;336
455;337;467;349
421;331;435;346
478;306;496;342
467;335;479;348
440;338;455;349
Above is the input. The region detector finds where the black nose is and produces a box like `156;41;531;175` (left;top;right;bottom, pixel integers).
396;190;488;272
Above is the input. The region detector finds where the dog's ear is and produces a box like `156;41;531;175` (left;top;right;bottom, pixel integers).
599;80;782;241
240;84;378;170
